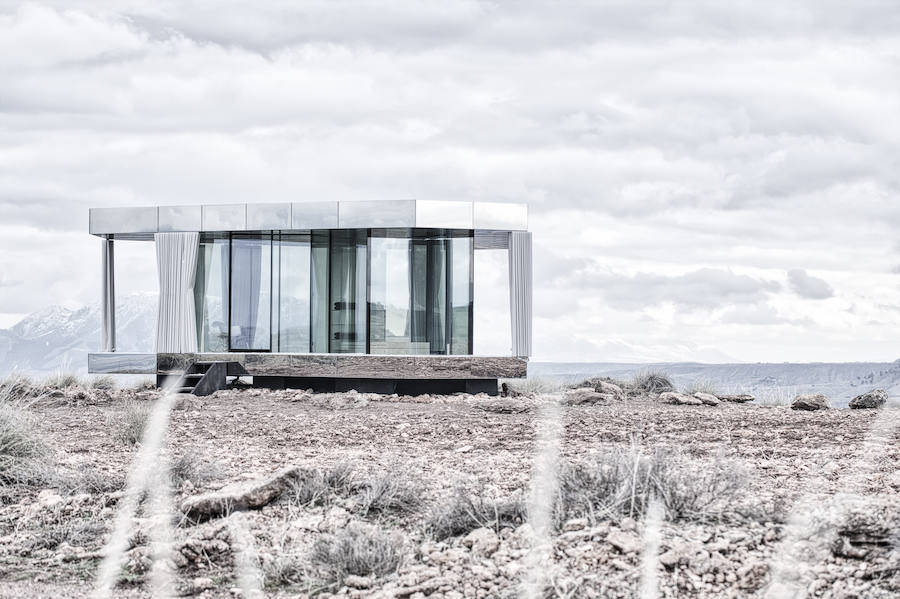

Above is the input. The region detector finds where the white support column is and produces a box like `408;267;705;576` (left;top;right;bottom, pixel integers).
508;231;533;358
101;237;116;352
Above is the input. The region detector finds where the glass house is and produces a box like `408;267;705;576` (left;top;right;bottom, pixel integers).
88;200;532;395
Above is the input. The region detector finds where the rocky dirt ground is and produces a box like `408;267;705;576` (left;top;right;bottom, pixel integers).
1;379;899;598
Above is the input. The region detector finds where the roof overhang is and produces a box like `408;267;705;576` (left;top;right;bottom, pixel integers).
89;200;528;240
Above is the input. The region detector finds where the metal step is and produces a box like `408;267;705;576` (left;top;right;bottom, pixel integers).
175;386;195;394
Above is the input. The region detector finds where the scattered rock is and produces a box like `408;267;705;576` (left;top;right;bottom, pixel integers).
463;527;500;557
659;392;703;406
563;388;612;405
849;389;887;410
693;392;721;406
180;466;301;522
607;529;641;554
596;381;625;399
344;574;376;589
719;394;755;403
791;394;830;411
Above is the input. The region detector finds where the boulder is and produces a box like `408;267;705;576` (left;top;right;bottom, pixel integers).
849;389;887;410
719;394;755;403
791;394;830;411
693;392;720;406
659;392;702;406
180;466;300;522
596;381;625;399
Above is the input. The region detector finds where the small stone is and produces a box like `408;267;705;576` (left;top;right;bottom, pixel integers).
607;529;641;554
563;518;587;532
659;392;703;406
191;577;214;592
463;527;500;557
719;394;755;403
693;392;720;406
344;574;376;588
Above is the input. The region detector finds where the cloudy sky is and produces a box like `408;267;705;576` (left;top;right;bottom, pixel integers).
0;1;898;363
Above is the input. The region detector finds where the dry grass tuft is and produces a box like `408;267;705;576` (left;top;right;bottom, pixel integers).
554;447;747;525
169;449;219;489
285;463;358;507
682;378;721;396
0;374;37;402
56;464;125;495
311;522;403;586
630;370;675;394
356;472;425;517
108;401;153;446
425;487;526;540
0;402;48;486
90;375;117;391
43;372;83;390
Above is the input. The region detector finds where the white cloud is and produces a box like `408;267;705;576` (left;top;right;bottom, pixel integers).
0;1;898;361
787;269;835;300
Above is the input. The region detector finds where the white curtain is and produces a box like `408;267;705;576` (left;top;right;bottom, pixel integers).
509;231;533;358
155;232;200;353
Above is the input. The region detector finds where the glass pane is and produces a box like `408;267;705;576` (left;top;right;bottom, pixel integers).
230;235;272;350
310;231;330;353
195;234;229;352
427;239;448;354
450;235;473;354
276;234;311;352
329;229;367;353
369;236;416;354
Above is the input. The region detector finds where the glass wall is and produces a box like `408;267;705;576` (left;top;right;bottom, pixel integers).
195;234;229;352
369;229;472;355
195;228;472;355
230;235;272;350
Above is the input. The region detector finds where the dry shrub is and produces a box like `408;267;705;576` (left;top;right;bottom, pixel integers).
285;463;357;507
57;464;125;495
0;374;36;402
44;372;84;390
109;401;153;446
682;378;721;396
502;377;563;395
170;449;219;489
356;472;424;517
90;375;117;391
630;370;675;394
311;522;403;585
425;487;526;540
554;447;746;525
0;402;48;486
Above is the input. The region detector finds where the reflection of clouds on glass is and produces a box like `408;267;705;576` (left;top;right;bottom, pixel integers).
475;249;511;356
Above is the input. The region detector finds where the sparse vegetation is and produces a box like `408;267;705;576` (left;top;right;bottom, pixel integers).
553;447;747;525
356;472;425;517
109;401;153;446
169;449;219;489
425;486;527;540
285;463;357;507
310;522;403;586
0;402;48;486
44;372;83;390
631;370;675;394
502;376;564;395
56;464;125;495
0;374;36;402
682;378;720;396
90;375;117;391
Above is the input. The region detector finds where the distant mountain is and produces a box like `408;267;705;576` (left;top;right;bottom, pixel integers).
0;293;157;376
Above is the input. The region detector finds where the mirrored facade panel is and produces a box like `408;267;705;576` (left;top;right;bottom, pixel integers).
202;204;247;231
339;200;415;229
230;235;272;351
248;203;291;231
90;207;158;235
416;201;474;229
450;236;473;354
474;202;528;231
195;234;230;352
159;205;202;232
310;231;330;352
292;202;338;229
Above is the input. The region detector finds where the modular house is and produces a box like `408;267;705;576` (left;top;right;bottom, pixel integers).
87;200;532;395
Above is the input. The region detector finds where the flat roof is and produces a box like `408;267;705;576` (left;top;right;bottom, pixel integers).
89;200;528;239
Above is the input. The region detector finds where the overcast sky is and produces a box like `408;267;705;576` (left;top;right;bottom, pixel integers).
1;1;898;363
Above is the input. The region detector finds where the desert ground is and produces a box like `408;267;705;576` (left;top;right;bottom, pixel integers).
0;375;899;598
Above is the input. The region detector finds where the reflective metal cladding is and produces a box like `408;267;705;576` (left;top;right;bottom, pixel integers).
89;200;528;236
